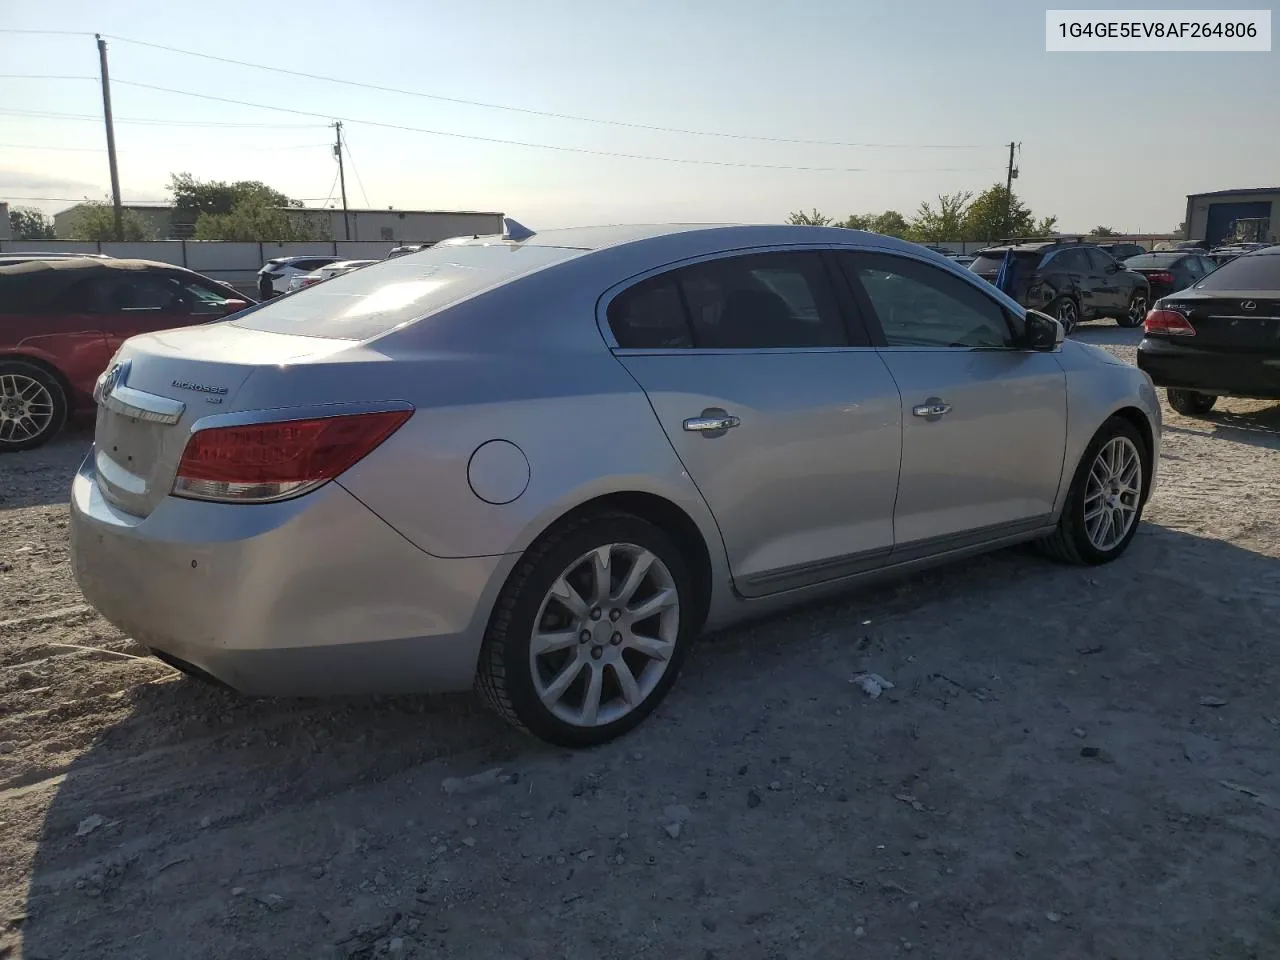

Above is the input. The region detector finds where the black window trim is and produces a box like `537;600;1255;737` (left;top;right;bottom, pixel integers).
596;243;876;354
835;248;1029;352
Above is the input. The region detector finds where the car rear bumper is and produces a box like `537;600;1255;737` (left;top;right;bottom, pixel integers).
69;450;517;696
1136;338;1280;399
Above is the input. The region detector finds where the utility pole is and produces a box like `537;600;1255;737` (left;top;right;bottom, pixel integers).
1003;141;1018;238
95;34;124;241
333;121;350;241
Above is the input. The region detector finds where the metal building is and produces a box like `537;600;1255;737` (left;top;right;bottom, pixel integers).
1184;188;1279;247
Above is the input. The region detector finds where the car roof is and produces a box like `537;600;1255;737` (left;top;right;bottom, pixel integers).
439;222;947;260
0;257;190;278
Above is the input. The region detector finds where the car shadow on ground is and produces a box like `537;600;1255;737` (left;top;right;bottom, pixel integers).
1068;324;1143;347
0;427;92;511
11;522;1280;959
1165;403;1280;452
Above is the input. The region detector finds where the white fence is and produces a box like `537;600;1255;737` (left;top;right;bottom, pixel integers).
0;239;412;295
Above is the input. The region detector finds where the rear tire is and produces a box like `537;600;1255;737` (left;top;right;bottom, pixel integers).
475;511;696;747
0;360;68;453
1036;416;1149;566
1167;388;1216;416
1117;290;1148;328
1049;296;1078;334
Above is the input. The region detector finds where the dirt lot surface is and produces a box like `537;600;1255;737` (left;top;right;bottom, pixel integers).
2;327;1279;960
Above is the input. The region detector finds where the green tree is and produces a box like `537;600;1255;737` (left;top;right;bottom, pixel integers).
1174;220;1187;238
867;210;911;238
839;213;873;230
192;199;330;242
786;208;833;226
911;191;973;242
1089;225;1119;237
962;184;1056;242
63;202;156;241
8;206;56;240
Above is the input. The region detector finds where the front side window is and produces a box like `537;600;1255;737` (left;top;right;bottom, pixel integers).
1085;248;1116;273
844;252;1013;349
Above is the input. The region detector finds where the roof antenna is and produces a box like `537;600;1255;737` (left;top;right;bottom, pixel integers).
502;217;535;242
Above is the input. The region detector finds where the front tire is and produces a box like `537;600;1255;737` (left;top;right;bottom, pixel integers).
1117;290;1148;328
1037;416;1149;566
0;361;68;453
1167;388;1216;416
476;511;696;747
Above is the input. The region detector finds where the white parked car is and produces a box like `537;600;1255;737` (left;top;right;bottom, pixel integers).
285;259;380;293
257;256;344;298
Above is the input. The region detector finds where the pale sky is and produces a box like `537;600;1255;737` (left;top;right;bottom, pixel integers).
1;0;1277;232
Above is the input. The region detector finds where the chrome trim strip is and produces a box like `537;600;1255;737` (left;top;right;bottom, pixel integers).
593;240;1020;352
101;384;186;425
188;399;415;434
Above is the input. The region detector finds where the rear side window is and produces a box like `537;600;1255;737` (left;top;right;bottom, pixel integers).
1050;249;1090;272
674;252;847;349
231;243;581;340
607;251;849;350
606;276;691;348
1125;254;1180;269
1193;253;1280;290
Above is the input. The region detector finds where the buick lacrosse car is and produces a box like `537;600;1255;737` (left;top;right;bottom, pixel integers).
71;221;1161;746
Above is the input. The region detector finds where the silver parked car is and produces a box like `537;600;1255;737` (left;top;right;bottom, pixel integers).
70;221;1161;746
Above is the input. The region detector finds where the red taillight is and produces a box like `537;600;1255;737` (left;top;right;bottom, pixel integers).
172;409;412;503
1142;309;1196;337
1144;271;1175;285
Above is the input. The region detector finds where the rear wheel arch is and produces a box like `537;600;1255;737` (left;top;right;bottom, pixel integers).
519;491;715;634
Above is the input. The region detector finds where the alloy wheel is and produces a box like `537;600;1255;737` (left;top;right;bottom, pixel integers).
0;373;55;445
1083;436;1142;551
529;542;680;728
1056;299;1077;332
1128;294;1148;326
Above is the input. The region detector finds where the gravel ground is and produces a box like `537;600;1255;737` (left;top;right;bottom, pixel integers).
2;327;1279;960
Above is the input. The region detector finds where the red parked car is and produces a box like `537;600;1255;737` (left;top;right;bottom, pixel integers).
0;258;254;452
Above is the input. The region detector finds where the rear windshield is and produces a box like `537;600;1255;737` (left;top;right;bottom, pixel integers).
231;243;581;340
969;251;1038;273
1193;253;1280;291
1124;254;1181;269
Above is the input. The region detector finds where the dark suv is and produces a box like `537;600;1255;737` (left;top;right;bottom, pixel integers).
968;238;1151;332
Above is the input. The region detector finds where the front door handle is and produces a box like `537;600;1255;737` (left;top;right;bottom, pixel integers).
912;400;952;419
683;414;741;432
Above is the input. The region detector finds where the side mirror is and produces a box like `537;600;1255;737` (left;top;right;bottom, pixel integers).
1022;309;1064;351
1106;261;1122;272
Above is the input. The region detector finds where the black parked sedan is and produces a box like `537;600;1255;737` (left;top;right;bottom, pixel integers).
1123;251;1218;301
1136;247;1280;416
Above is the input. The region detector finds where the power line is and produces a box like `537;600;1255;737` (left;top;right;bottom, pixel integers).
0;107;328;129
0;140;331;153
109;78;1005;175
99;33;997;150
342;141;371;208
0;74;96;81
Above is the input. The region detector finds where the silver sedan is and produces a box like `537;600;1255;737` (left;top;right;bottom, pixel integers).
70;222;1161;746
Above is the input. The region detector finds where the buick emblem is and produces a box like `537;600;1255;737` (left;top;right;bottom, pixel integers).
1241;301;1257;311
96;359;130;403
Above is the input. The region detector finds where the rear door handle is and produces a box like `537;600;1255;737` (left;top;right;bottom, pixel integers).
683;414;741;432
912;401;952;418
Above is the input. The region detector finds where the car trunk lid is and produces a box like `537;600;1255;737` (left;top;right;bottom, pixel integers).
92;323;354;517
1160;291;1280;352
